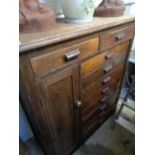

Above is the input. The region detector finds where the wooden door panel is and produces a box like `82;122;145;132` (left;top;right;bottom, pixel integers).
40;65;79;155
46;77;74;153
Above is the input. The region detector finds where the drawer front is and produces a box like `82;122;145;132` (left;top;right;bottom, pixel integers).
30;37;99;76
98;104;116;124
81;41;129;89
81;41;129;78
81;64;124;121
100;26;134;51
81;79;108;121
82;109;99;137
82;87;120;137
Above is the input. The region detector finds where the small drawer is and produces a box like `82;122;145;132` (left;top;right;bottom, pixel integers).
82;80;103;108
82;110;99;137
81;41;129;77
98;106;115;124
100;26;134;51
82;98;101;120
30;37;99;76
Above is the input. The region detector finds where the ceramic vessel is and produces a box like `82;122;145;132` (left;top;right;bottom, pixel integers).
20;0;56;33
94;0;125;17
59;0;102;23
39;0;64;18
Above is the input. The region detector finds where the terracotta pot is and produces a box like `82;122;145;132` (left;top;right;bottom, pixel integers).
94;0;125;17
19;0;56;33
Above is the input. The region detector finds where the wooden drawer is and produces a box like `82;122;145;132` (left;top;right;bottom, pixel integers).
98;105;116;124
30;37;99;76
82;109;99;137
101;64;124;89
81;64;124;120
100;25;134;51
81;41;129;78
82;80;103;109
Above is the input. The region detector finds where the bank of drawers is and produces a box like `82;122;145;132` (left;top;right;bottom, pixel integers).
81;41;130;137
81;65;124;136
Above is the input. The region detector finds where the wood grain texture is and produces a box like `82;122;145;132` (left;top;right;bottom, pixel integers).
39;65;80;155
81;41;129;78
20;18;134;155
20;55;57;155
81;64;124;120
19;15;134;53
100;25;134;51
82;109;99;137
30;37;99;76
81;64;125;138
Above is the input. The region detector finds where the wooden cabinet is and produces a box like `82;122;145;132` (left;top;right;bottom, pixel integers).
20;16;134;155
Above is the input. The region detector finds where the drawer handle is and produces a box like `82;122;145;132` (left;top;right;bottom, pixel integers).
100;95;108;103
116;32;125;40
100;104;108;111
65;49;80;61
104;64;113;73
105;52;114;60
102;87;109;94
103;76;111;84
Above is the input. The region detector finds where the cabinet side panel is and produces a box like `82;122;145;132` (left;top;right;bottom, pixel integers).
20;55;56;155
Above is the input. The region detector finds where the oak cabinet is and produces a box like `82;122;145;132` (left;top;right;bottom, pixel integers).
20;17;134;155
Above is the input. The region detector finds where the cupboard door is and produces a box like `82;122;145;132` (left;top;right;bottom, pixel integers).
39;65;80;155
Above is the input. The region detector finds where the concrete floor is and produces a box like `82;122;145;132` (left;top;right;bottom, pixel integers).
73;99;135;155
73;116;135;155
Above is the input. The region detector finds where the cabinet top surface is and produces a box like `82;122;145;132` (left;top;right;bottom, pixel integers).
19;15;134;53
